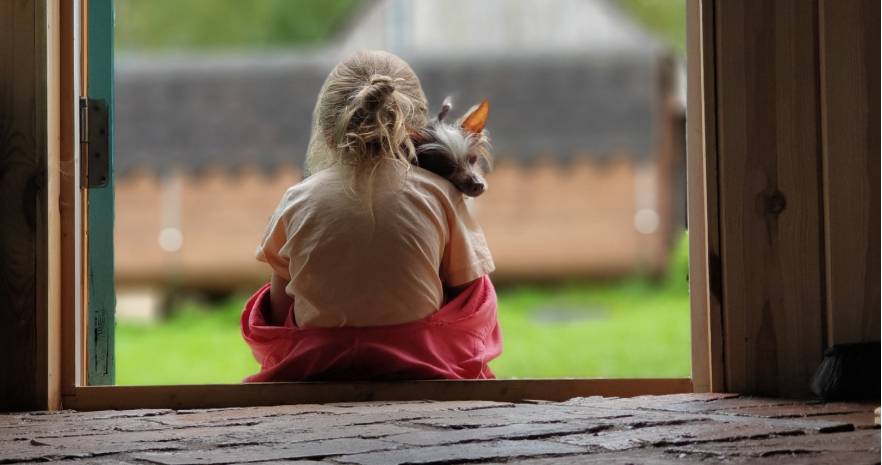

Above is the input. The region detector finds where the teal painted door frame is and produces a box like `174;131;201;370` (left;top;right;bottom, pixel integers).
87;0;115;385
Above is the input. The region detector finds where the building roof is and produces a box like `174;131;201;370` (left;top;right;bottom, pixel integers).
115;53;662;176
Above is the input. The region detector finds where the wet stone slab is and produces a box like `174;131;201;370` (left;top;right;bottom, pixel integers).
557;419;805;450
331;439;587;465
0;395;877;465
133;438;396;465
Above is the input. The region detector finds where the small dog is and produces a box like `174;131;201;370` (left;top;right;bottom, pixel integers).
412;97;492;197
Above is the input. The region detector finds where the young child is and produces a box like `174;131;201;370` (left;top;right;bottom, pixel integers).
240;50;501;382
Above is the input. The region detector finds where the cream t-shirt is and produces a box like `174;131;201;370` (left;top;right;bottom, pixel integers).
256;160;495;328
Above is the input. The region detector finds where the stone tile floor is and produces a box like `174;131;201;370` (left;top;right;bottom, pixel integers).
0;394;878;464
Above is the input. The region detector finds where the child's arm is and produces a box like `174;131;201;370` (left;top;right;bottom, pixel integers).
267;272;294;326
439;197;495;297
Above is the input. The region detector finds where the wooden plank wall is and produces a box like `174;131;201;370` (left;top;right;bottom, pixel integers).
711;0;879;397
818;0;881;346
0;1;50;411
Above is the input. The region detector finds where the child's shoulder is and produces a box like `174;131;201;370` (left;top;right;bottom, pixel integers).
284;168;337;197
409;165;464;204
272;171;330;215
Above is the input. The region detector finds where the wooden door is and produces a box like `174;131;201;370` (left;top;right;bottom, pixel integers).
86;0;116;385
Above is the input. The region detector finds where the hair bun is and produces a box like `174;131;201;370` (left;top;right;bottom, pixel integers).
369;74;394;87
356;74;396;110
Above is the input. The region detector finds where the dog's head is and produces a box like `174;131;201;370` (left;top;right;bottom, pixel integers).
413;98;492;197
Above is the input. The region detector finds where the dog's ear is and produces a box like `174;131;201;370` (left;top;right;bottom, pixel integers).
460;99;489;134
437;96;452;123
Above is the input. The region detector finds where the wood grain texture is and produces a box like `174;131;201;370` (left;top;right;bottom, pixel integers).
33;0;53;411
819;0;881;345
0;0;47;411
86;0;115;385
715;0;826;397
60;0;81;395
61;378;693;411
685;0;710;392
686;0;725;393
44;0;62;410
81;4;88;386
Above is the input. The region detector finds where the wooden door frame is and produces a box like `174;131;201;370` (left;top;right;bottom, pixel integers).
82;0;116;387
44;0;715;411
685;0;724;393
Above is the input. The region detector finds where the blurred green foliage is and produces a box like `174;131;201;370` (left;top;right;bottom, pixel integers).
114;0;684;52
619;0;686;54
114;0;359;50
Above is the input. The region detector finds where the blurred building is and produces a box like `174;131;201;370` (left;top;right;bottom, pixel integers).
114;0;686;316
336;0;663;57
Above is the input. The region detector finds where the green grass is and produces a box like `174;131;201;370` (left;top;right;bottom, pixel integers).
116;280;690;385
491;280;689;379
116;298;260;385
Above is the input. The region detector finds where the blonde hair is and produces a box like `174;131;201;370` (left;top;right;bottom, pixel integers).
305;50;429;176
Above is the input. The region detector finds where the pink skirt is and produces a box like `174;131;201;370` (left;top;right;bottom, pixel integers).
240;276;502;382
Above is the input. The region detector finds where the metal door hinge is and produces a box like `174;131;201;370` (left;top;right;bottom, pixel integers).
79;97;109;188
